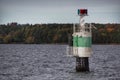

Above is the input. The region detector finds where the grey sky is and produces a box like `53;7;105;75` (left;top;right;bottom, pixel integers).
0;0;120;24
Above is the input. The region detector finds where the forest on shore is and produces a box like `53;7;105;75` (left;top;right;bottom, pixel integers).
0;23;120;44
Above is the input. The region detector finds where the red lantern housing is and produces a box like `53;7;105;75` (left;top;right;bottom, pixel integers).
78;9;88;15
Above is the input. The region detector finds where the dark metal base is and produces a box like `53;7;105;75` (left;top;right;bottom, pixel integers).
76;57;89;72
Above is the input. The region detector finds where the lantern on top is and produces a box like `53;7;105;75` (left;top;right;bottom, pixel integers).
78;9;88;16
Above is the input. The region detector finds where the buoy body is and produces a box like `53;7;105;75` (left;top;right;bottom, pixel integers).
67;9;93;72
74;9;92;72
73;32;92;57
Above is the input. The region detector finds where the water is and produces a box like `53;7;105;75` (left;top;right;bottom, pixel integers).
0;44;120;80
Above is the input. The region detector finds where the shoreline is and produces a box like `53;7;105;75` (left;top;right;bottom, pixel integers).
0;43;120;45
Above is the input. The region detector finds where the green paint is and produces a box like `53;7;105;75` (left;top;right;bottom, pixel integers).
73;36;92;47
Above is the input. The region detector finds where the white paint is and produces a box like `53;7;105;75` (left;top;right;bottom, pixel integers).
72;32;92;37
73;47;93;57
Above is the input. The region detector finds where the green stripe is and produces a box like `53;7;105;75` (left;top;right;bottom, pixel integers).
73;36;92;47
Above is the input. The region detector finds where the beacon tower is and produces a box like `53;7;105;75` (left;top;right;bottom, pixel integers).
68;9;92;72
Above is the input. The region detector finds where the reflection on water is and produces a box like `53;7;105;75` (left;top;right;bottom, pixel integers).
0;44;120;80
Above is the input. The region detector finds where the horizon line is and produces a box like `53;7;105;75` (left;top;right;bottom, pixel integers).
0;22;120;25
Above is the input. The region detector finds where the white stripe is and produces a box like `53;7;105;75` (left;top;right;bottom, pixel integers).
73;47;92;57
72;32;92;37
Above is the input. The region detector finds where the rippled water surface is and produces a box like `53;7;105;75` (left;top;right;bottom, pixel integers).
0;44;120;80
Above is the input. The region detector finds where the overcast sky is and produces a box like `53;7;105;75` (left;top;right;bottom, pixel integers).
0;0;120;24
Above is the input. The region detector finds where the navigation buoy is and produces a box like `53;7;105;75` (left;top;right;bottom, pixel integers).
67;9;93;72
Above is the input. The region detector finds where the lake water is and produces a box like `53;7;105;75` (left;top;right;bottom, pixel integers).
0;44;120;80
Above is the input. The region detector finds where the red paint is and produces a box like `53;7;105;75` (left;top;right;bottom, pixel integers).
80;9;87;15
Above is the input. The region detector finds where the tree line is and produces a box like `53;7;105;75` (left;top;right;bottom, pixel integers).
0;23;120;44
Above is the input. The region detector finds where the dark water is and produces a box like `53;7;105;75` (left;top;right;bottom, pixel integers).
0;44;120;80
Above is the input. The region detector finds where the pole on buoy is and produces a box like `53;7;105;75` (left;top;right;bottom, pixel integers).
73;9;92;72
